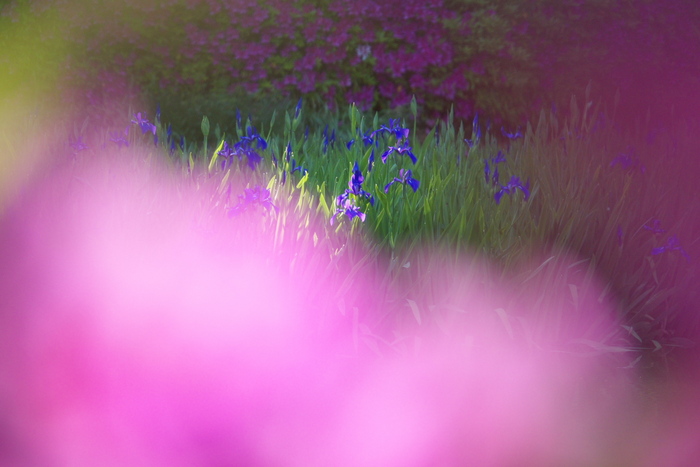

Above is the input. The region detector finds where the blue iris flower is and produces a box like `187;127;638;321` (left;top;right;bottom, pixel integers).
501;126;523;139
465;113;482;148
110;127;129;148
331;161;374;225
380;138;417;164
652;235;691;262
484;150;506;185
384;169;420;193
643;219;666;235
610;146;646;173
131;112;156;135
374;119;410;141
494;176;530;204
228;186;277;217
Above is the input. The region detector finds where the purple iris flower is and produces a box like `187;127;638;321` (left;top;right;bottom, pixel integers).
227;186;277;217
110;127;129;148
230;127;267;171
237;125;267;150
484;150;506;185
380;139;417;164
374;119;410;141
384;169;420;193
241;148;262;171
610;146;646;173
362;130;375;147
494;176;530;204
651;235;691;262
643;219;666;235
290;159;307;175
331;161;374;225
501;126;523;139
465;113;482;148
131;112;156;135
217;141;238;169
346;161;374;204
69;135;88;153
330;197;366;225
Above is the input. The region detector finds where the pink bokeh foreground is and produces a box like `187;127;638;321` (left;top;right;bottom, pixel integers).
1;147;699;466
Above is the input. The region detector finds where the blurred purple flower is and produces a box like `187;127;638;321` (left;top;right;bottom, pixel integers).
330;197;366;225
643;219;666;235
110;127;129;148
69;135;88;153
651;235;691;262
384;169;420;193
362;129;376;147
494;176;530;204
465;113;482;148
484;150;506;185
237;125;267;150
217;141;238;170
501;126;523;139
610;146;646;173
227;186;277;217
131;112;156;135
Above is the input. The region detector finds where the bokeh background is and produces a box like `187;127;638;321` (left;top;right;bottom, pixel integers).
2;0;699;140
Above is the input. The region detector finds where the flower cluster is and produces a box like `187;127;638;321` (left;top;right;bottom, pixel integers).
331;161;375;225
217;126;268;171
333;119;421;225
481;144;530;205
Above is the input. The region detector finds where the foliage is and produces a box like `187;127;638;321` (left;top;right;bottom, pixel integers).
11;0;699;136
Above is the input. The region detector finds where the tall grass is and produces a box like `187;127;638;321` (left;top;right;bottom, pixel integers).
5;91;698;369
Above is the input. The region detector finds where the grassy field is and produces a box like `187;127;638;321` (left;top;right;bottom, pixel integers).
2;90;700;464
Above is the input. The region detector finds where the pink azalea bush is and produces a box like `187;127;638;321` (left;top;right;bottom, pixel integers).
5;0;699;129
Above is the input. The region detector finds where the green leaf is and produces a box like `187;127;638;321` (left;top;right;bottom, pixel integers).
296;171;309;189
207;138;225;173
